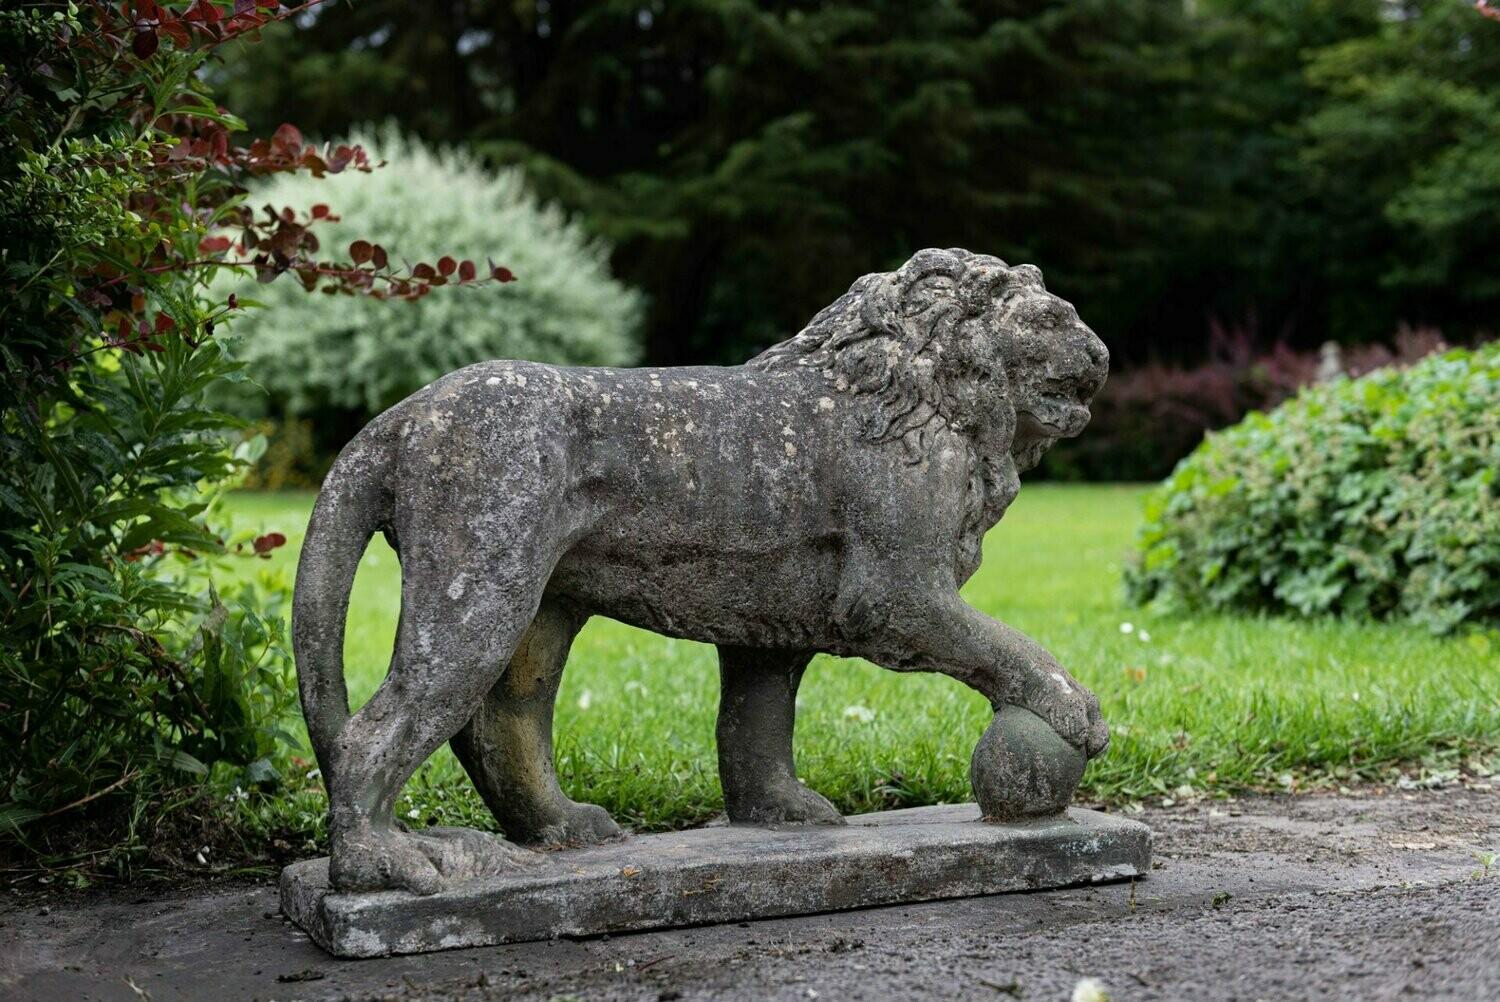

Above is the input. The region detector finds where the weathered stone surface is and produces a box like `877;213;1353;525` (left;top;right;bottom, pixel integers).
290;247;1114;898
281;804;1151;958
972;705;1088;820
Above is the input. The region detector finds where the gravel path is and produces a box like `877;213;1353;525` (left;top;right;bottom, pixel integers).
4;785;1498;1001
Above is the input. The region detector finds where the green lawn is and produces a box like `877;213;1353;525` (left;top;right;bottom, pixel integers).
224;485;1500;833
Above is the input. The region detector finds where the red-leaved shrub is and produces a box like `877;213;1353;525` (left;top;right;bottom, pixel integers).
1042;325;1450;482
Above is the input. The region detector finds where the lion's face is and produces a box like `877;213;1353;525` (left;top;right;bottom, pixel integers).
994;287;1108;470
749;247;1107;473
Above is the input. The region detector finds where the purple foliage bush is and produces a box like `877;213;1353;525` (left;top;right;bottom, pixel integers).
1041;325;1449;482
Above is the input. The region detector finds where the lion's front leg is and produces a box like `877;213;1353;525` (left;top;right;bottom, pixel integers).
846;585;1108;760
716;647;844;827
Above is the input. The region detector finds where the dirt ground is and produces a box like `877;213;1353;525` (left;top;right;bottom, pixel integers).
3;785;1499;1001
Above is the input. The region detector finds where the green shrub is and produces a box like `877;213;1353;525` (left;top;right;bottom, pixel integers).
1127;344;1500;632
223;125;644;423
1;4;505;870
0;2;301;846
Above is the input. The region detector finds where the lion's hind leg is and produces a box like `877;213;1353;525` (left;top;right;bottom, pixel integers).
716;647;844;827
451;599;623;847
324;505;562;895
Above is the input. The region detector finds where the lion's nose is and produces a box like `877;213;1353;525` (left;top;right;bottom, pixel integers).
1082;329;1108;369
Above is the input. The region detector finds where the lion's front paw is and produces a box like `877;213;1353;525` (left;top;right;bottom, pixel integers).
1019;664;1108;759
727;778;845;828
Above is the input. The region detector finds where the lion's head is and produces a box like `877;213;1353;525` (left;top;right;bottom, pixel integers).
750;247;1109;473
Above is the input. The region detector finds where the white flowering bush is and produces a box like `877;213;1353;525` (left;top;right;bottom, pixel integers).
222;125;643;420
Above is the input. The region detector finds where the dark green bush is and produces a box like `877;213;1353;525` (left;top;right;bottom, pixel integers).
0;2;300;846
1;3;512;867
1127;343;1500;632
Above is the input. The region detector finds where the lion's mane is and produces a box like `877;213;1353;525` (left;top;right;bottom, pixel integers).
749;247;1046;574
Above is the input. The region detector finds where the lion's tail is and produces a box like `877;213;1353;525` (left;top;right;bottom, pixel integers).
291;434;391;784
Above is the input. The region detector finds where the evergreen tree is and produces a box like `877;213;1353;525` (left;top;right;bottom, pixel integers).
219;1;1199;363
216;0;1500;364
1297;0;1500;336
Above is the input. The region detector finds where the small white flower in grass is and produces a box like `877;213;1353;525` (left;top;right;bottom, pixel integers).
624;679;649;697
407;807;420;820
1351;690;1360;702
843;704;876;724
1138;629;1151;643
1072;977;1111;1002
1119;622;1134;634
578;689;593;711
305;767;321;780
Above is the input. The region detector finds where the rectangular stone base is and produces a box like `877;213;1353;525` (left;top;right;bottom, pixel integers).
281;804;1151;958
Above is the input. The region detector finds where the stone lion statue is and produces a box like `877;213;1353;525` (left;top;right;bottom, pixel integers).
294;247;1110;894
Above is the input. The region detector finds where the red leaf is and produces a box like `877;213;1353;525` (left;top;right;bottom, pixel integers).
437;255;457;277
371;245;388;269
184;0;221;22
125;539;166;563
252;532;287;555
132;27;159;58
311;203;331;219
153;312;176;333
348;240;374;264
159;14;191;47
272;122;303;152
412;262;436;281
197;235;232;254
492;266;516;283
458;259;476;282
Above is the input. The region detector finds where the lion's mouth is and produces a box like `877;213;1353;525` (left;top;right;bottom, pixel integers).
1017;403;1090;440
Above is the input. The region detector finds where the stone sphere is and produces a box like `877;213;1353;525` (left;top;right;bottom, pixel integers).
970;705;1086;820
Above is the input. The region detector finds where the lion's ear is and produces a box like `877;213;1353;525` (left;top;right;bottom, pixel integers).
1003;264;1046;293
892;249;966;320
